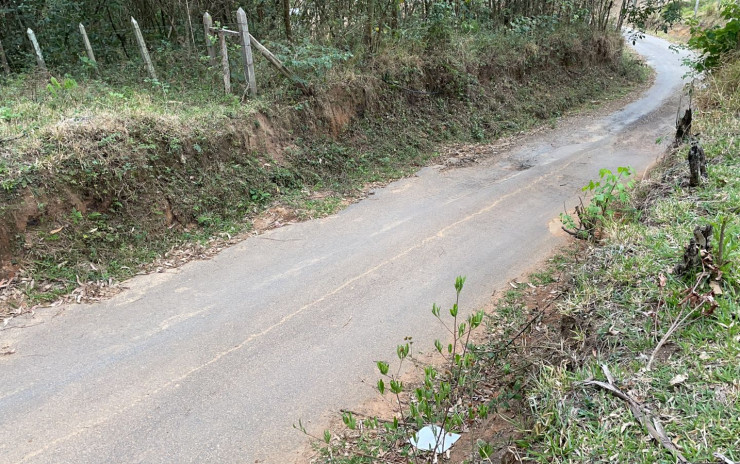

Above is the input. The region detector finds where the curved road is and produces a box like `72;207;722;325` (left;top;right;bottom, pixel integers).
0;35;690;463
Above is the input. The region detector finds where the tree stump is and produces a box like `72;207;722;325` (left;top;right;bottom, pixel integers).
674;224;712;275
675;108;692;144
688;141;707;187
693;224;712;251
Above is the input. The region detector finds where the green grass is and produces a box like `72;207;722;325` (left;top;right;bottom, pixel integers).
519;57;740;463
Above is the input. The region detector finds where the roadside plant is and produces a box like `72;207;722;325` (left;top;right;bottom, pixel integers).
688;2;740;71
303;277;488;463
46;76;78;98
561;166;635;240
373;276;487;462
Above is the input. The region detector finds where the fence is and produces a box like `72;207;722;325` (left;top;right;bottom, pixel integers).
1;6;308;96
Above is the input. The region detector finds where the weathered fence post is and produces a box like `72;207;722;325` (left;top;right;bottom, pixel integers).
218;31;230;94
131;17;158;81
0;39;10;74
26;28;47;73
203;12;217;66
78;23;100;76
236;8;257;96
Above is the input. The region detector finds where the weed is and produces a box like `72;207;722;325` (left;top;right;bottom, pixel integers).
561;166;635;240
309;277;487;463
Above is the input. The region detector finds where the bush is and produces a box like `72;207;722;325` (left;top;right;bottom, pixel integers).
688;2;740;71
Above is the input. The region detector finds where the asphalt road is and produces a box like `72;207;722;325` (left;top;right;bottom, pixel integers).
0;35;691;463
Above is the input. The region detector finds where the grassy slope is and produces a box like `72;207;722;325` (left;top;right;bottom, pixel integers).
0;26;645;313
309;53;739;464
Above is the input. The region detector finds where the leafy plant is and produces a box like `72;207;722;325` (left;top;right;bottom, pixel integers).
0;107;21;121
371;277;486;462
272;41;352;82
46;76;78;98
561;166;635;240
249;188;271;204
688;2;740;71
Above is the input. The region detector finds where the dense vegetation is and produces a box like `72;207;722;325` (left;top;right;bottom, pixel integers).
0;0;681;77
688;1;740;70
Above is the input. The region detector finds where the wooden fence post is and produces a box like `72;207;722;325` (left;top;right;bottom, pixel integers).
236;8;257;96
131;17;158;81
203;12;217;66
218;31;231;94
78;23;100;76
0;39;10;75
26;28;47;73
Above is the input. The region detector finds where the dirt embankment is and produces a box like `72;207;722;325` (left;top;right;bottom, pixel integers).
0;29;639;311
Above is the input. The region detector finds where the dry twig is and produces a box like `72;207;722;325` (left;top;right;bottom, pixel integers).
581;365;689;463
714;452;738;464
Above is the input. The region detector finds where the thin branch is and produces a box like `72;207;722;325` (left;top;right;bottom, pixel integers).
0;134;25;145
718;216;728;268
714;452;738;464
581;366;689;463
646;306;696;371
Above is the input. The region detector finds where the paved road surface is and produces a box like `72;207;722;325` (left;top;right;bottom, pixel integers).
0;35;690;463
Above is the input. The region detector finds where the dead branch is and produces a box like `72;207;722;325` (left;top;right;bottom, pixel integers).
581;365;689;463
714;452;738;464
646;306;696;371
0;134;25;145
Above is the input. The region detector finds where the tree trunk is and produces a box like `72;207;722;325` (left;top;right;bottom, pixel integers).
365;0;375;45
282;0;293;41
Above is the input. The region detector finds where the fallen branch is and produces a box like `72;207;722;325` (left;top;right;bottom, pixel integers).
715;452;738;464
0;133;25;145
581;365;689;463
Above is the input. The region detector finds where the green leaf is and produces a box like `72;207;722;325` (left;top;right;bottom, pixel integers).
455;275;466;293
376;361;389;375
396;343;409;360
390;379;403;394
377;378;386;394
342;411;356;429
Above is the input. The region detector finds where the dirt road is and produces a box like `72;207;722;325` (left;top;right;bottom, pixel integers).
0;35;691;463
